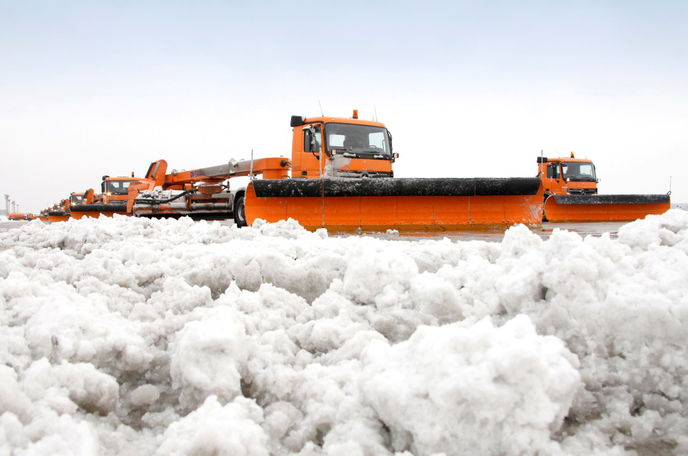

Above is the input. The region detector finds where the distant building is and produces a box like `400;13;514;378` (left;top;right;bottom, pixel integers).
0;194;9;216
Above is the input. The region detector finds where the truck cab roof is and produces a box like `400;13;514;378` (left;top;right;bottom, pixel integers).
292;115;386;128
538;156;593;164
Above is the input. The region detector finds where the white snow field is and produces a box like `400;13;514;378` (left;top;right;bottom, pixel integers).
1;211;687;456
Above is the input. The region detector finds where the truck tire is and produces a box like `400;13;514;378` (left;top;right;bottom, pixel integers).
234;193;247;227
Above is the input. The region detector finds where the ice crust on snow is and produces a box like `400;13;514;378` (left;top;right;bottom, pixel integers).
1;211;687;455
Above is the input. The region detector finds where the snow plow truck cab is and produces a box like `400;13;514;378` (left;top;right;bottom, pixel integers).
537;153;597;198
289;111;395;179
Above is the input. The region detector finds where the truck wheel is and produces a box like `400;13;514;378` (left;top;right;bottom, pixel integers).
234;193;247;227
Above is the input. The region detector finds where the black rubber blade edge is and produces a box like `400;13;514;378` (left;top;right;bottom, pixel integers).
553;194;670;205
47;211;67;216
70;203;127;212
252;177;541;198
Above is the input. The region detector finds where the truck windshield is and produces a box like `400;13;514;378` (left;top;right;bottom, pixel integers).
104;180;133;195
325;123;391;157
562;162;596;181
70;195;84;205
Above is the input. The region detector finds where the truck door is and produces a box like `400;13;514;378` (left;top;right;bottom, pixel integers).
545;162;566;195
294;123;324;178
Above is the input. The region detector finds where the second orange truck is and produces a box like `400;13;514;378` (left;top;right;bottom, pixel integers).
537;154;669;222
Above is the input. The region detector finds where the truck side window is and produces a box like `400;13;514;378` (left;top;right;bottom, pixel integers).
303;130;311;152
547;164;559;179
303;126;322;152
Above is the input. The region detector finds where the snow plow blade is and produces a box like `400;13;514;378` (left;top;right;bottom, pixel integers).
544;194;670;222
47;210;69;223
245;177;543;232
68;203;129;219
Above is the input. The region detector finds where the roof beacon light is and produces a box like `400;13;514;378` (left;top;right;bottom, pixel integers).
352;109;358;119
570;151;575;158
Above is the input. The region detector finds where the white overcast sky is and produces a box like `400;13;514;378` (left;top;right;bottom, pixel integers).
2;0;687;211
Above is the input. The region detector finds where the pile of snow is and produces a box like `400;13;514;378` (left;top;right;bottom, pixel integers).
1;211;687;455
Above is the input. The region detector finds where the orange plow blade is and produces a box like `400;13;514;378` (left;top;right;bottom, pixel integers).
68;204;130;220
47;211;70;223
544;194;670;222
245;178;543;232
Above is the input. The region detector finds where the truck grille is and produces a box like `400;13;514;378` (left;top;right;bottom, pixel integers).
568;188;597;195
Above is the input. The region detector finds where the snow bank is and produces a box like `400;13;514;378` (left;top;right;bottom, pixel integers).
1;211;687;455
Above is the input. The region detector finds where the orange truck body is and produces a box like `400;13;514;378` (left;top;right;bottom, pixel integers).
8;212;33;221
538;154;670;222
131;112;543;231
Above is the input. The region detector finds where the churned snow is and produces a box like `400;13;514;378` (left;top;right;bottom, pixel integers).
1;211;687;455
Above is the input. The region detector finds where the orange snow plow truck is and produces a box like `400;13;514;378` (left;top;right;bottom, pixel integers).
130;112;544;231
69;175;141;219
45;192;86;222
538;154;670;222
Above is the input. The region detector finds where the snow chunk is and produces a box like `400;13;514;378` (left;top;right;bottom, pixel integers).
341;242;418;306
0;365;32;420
23;359;119;416
155;396;268;456
361;315;581;455
618;209;688;250
170;307;250;410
